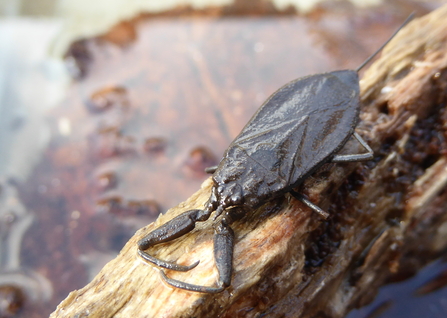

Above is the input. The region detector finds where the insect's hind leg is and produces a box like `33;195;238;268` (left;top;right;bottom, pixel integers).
331;132;373;163
290;190;329;219
138;208;213;271
160;213;237;293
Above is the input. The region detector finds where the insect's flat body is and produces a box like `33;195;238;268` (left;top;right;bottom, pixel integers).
213;70;360;209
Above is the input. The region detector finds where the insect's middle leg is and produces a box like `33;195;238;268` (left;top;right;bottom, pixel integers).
290;190;329;219
160;214;236;293
331;132;373;162
291;132;373;220
138;208;213;271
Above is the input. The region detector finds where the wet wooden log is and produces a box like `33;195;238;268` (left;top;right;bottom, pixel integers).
50;6;447;318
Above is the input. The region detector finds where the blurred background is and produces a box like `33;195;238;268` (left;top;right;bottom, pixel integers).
0;0;446;317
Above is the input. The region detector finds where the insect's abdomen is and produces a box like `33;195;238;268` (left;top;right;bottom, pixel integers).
214;70;360;208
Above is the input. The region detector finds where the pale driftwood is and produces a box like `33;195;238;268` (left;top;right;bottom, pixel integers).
50;6;447;318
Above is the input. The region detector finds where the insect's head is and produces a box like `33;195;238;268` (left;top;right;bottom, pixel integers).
207;180;244;216
217;182;244;208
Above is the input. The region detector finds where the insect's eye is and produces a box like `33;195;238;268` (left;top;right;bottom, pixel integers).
223;192;242;207
221;183;243;207
230;193;242;205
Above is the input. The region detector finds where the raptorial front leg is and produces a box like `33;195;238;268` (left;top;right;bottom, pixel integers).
138;208;212;271
160;218;235;293
213;219;234;289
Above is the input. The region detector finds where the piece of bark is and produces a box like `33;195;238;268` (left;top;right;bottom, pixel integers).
50;6;447;318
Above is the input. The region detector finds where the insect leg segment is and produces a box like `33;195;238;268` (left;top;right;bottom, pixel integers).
290;190;329;219
138;208;213;271
138;249;199;271
205;165;218;174
160;268;225;293
213;216;236;289
160;214;236;293
331;132;373;163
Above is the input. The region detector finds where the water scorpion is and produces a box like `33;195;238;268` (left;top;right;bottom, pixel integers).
138;14;414;293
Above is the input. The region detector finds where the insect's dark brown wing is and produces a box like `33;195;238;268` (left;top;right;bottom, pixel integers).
214;71;360;202
287;70;360;184
228;115;309;185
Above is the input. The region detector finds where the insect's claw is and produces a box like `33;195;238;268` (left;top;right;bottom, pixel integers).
138;249;200;272
160;270;225;294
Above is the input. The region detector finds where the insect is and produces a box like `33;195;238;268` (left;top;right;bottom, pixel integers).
138;15;414;293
